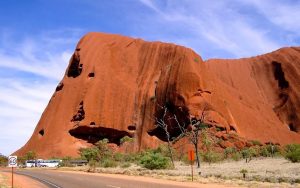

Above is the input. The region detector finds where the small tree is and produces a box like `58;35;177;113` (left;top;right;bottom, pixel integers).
95;138;112;161
24;151;37;160
120;136;133;145
79;147;99;162
154;105;175;168
0;154;7;167
174;106;209;168
240;169;248;179
285;144;300;163
120;136;134;153
139;150;170;170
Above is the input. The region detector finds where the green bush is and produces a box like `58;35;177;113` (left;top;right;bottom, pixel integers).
285;144;300;163
120;162;131;168
60;156;73;167
224;147;236;158
101;158;118;168
259;146;271;157
24;151;37;160
259;145;281;157
79;147;100;162
202;151;223;163
285;144;300;153
123;153;139;163
0;154;7;167
181;154;191;165
241;148;250;162
139;151;170;170
250;140;262;146
232;152;242;161
154;144;177;159
120;136;133;145
113;153;124;162
95;139;112;159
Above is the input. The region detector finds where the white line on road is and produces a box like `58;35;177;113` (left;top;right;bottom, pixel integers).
106;185;121;188
16;172;62;188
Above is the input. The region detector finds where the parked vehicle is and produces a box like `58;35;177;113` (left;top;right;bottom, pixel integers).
25;159;61;168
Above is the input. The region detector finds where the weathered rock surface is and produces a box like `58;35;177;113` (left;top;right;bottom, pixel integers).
14;32;300;157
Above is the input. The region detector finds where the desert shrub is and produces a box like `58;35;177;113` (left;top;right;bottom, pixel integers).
120;136;133;145
240;169;248;179
113;153;124;162
202;151;223;164
231;152;242;161
101;158;118;168
0;154;7;167
224;147;236;158
259;145;282;157
123;153;139;163
139;151;170;170
120;162;131;168
80;138;114;164
181;154;191;165
88;159;97;172
285;144;300;163
259;146;271;157
295;178;300;184
95;139;112;159
241;148;256;162
154;144;177;160
17;156;26;166
79;147;99;162
60;156;72;167
250;140;262;146
285;144;300;153
266;144;281;156
24;151;37;160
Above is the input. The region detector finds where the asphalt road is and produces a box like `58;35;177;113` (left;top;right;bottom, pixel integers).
8;169;207;188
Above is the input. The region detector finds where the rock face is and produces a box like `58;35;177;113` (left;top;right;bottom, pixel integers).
15;32;300;158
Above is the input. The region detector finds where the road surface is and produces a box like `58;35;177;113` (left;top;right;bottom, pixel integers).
0;169;235;188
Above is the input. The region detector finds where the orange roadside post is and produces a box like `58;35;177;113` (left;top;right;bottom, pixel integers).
188;150;195;181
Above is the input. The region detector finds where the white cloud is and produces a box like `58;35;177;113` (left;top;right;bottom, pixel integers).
0;49;71;81
245;0;300;32
137;0;285;58
0;32;77;156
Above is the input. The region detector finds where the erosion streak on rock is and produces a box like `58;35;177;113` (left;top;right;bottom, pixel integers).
15;32;300;158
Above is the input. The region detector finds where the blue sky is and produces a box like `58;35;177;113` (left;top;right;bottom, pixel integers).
0;0;299;156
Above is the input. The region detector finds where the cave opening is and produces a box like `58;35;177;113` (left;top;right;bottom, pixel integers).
67;54;82;78
88;72;95;77
272;61;289;89
71;101;85;122
128;125;136;131
288;123;297;132
229;125;236;132
39;129;44;136
69;126;132;145
148;101;190;142
55;82;64;92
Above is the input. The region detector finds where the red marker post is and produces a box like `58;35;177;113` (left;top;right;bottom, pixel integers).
8;156;18;188
188;150;195;181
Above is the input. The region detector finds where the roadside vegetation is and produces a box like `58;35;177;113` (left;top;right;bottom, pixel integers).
0;154;7;167
56;139;300;170
14;139;300;186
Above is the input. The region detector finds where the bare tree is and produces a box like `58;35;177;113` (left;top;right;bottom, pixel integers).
173;106;209;168
153;103;209;169
154;105;175;168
